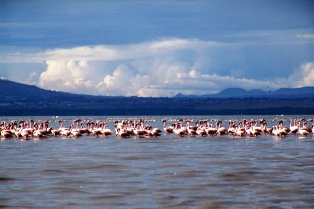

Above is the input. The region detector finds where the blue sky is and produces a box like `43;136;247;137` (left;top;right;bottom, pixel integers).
0;0;313;96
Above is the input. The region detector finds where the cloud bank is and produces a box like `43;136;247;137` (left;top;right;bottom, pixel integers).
3;38;313;97
289;62;314;87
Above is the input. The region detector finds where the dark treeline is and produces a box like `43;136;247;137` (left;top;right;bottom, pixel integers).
1;79;314;116
1;97;314;116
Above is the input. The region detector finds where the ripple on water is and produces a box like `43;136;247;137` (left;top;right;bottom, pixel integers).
219;169;260;182
0;115;314;208
41;169;65;173
0;176;15;182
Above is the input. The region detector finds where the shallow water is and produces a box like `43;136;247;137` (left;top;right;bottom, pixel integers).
1;115;314;208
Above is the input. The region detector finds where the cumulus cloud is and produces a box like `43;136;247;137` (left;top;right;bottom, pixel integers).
97;65;151;96
37;38;226;96
2;38;312;97
35;39;314;97
287;62;314;87
39;60;96;94
299;62;314;86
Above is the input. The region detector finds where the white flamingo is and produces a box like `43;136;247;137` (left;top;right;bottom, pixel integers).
162;119;174;133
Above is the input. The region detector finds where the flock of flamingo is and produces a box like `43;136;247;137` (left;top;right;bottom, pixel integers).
0;118;314;140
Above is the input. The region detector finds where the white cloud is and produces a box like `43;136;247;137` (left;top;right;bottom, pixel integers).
296;34;314;39
287;62;314;87
300;63;314;86
39;60;96;94
97;65;151;96
0;38;212;63
25;71;39;85
36;38;224;96
1;38;313;97
38;59;279;97
36;39;313;96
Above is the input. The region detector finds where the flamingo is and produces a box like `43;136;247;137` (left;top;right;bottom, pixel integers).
162;119;174;133
261;121;273;134
173;123;186;137
101;121;112;136
206;125;217;136
58;121;71;137
115;121;130;138
227;120;236;135
31;122;47;138
186;120;198;136
216;120;227;135
145;126;161;137
116;127;130;138
91;121;102;136
278;120;290;133
70;122;82;138
18;121;30;140
125;120;135;136
234;125;246;137
1;122;13;139
33;128;44;138
298;119;309;137
250;120;262;136
289;118;299;134
247;120;261;137
272;125;287;138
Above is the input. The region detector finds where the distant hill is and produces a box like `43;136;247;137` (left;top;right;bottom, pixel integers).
0;79;314;115
2;79;314;99
0;79;74;98
213;88;266;98
176;87;314;98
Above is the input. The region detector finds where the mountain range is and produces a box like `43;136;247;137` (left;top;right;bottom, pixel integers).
176;87;314;98
1;79;314;115
2;79;314;99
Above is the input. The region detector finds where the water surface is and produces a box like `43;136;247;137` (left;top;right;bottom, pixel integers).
1;115;314;208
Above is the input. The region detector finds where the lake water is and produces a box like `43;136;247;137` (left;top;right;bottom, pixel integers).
1;115;314;208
